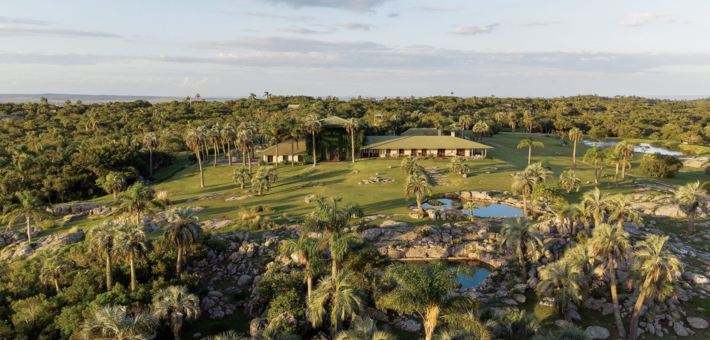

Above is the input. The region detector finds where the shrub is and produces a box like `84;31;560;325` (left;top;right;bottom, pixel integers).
427;199;443;206
704;166;710;175
267;289;305;321
640;154;683;178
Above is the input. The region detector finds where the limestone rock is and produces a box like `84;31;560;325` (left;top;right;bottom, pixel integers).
674;321;690;336
585;326;610;339
380;220;409;228
237;275;252;286
687;317;708;329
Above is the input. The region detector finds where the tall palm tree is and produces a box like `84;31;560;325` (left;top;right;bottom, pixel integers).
116;182;163;224
237;123;255;172
485;309;540;340
558;170;581;193
344;118;362;163
143;132;159;176
500;218;543;278
308;271;366;336
568;128;584;169
378;261;479;340
627;235;683;340
280;236;327;299
152;285;201;340
164;207;203;278
581;187;608;227
285;116;302;166
535;260;585;321
232;167;252;189
2;190;52;244
303;197;364;279
89;222;120;291
405;172;433;215
185;128;207;188
615;141;635;179
82;305;157;340
463;201;477;221
335;315;395;340
265;122;283;167
304;114;322;167
607;194;642;227
511;163;551;217
221;123;236;166
458;115;473;138
605;151;623;182
674;181;707;234
583;144;607;184
115;223;150;293
40;258;71;293
588;223;630;338
517;139;544;165
208;124;222;167
100;172;127;201
570;203;594;236
472;121;489;141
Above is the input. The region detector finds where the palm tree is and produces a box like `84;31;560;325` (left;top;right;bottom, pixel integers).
485;309;540;340
152;285;201;340
517;139;544;165
627;235;683;340
208;124;222;167
40;258;71;293
615;141;635;179
203;330;248;340
344;118;362;163
237;123;255;172
185;128;207;188
252;172;270;196
280;236;327;299
450;157;470;175
308;271;366;336
89;222;120;291
568;128;584;169
535;260;585;321
116;182;163;224
303;197;364;279
100;172;127;201
2;190;52;244
221;123;236;166
82;305;157;340
164;207;203;278
588;223;630;338
500;218;543;278
536;324;590;340
378;261;478;340
304;114;322;167
463;201;477;221
400;156;422;176
405;172;433;215
583;144;607;184
232;167;252;189
285;117;302;166
558;170;581;193
674;181;707;234
335;315;395;340
511;163;551;217
472;121;489;141
458;115;473;138
605;151;623;182
607;194;642;227
266;122;283;167
115;223;150;293
143;132;159;176
581;187;608;227
570;203;594;236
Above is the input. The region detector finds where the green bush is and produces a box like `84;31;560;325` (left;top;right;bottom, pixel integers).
640;154;683;178
267;289;305;321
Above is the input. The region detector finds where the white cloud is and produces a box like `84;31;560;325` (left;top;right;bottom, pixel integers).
278;27;335;34
249;0;395;12
521;21;558;27
0;26;119;38
620;13;674;27
0;16;53;26
450;24;499;35
339;22;374;31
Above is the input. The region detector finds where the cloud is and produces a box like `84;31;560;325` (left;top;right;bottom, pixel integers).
387;13;400;18
0;53;116;65
249;0;395;12
199;36;387;53
450;24;499;35
222;11;314;23
339;22;374;31
620;13;674;27
278;27;335;34
0;16;53;26
418;6;460;12
0;26;120;38
521;21;558;27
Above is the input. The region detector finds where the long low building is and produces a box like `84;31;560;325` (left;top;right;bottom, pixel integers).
362;135;492;158
260;140;307;163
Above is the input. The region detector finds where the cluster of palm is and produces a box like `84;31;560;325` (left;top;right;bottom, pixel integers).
511;163;553;217
582;141;634;184
449;156;470;175
401;157;433;215
81;285;201;340
454;115;490;142
248;166;278;195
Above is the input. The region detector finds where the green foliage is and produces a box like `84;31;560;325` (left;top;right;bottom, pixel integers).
267;289;306;321
257;270;305;299
640;154;683;178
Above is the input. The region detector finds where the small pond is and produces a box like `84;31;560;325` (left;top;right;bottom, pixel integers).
422;198;524;218
408;260;492;289
581;140;685;156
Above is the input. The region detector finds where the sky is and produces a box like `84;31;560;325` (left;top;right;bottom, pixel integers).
1;0;709;98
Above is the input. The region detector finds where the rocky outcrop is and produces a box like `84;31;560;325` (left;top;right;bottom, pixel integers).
585;326;610;339
49;202;107;216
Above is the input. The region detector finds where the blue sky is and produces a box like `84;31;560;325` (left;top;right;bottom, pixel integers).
1;0;709;98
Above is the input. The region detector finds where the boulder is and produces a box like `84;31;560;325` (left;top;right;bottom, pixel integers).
654;205;683;218
585;326;610;339
394;318;422;332
583;297;604;311
380;220;409;228
304;195;317;203
567;309;582;323
513;283;528;294
226;195;254;202
237;275;252;286
601;303;614;316
360;228;383;241
684;273;710;285
674;321;690;336
687;317;708;329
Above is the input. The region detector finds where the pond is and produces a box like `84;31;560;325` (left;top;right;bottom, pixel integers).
422;198;524;218
581;140;685;156
407;260;492;289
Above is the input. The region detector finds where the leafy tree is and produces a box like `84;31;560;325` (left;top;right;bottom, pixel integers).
500;218;543;278
143;132;159;176
335;315;395;340
81;305;157;340
673;181;708;234
90;221;121;291
405;172;433;215
558;170;581;193
115;223;150;292
98;172;128;201
152;285;201;340
378;261;481;340
2;189;52;244
588;223;630;338
640;154;683;179
517;139;544;165
40;257;71;293
568;128;584;169
304;114;322;167
307;271;366;336
164;207;203;278
535;260;585;321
